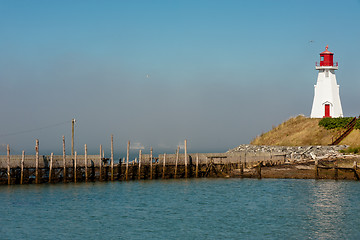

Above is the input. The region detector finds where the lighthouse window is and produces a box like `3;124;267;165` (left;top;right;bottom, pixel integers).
321;56;324;61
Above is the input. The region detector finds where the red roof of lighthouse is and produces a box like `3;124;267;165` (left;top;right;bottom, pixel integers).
320;45;333;55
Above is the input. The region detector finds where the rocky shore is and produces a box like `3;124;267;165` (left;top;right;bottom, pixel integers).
228;144;348;161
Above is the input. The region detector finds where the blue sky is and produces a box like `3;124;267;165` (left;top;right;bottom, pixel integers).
1;0;360;156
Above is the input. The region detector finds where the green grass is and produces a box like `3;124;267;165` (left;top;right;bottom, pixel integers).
339;146;360;154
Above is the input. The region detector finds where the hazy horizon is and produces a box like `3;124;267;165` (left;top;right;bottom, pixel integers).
1;0;360;156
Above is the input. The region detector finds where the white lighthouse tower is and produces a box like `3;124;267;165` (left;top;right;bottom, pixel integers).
310;45;343;118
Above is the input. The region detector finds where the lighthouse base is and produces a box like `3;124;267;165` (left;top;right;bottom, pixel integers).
310;69;343;118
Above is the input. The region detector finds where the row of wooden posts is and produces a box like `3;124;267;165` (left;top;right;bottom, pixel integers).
4;137;195;185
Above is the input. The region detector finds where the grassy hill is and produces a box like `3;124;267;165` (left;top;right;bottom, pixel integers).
251;115;360;146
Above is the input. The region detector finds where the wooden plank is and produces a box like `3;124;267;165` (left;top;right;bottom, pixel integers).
138;149;142;180
150;147;153;180
99;144;102;181
35;139;39;184
184;139;188;178
49;152;53;183
111;135;114;181
63;136;66;183
21;150;25;184
126;141;130;180
175;146;179;179
162;153;166;179
195;153;199;178
85;144;88;182
74;151;77;183
7;144;10;185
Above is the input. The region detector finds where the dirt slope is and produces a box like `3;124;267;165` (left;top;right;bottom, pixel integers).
251;115;360;146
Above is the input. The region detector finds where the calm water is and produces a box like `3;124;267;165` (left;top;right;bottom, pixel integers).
1;179;360;239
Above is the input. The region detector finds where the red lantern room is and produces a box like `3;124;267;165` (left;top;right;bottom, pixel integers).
320;45;334;66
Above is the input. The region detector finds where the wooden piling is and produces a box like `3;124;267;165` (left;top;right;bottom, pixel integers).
184;139;188;178
175;146;179;179
111;135;114;181
99;144;102;181
195;153;199;178
162;153;166;179
138;149;142;180
334;161;338;180
49;153;53;183
84;144;88;182
74;151;77;183
244;150;247;168
257;161;262;179
150;147;153;180
240;162;244;178
71;118;75;157
353;161;358;180
21;150;25;184
315;159;319;180
7;144;10;185
126;141;130;180
35;139;39;184
63;136;66;183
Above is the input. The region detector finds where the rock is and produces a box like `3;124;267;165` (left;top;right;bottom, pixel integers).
227;144;348;160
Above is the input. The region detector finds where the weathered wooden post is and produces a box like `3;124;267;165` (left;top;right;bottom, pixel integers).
315;159;319;180
99;144;102;181
138;149;142;180
244;150;247;168
49;153;53;183
35;139;39;184
74;151;77;183
7;144;10;185
240;162;244;178
126;141;130;180
21;150;25;184
195;153;199;178
184;139;188;178
162;153;166;179
150;147;153;180
257;161;262;179
175;146;179;179
63;136;66;183
353;161;358;180
84;144;88;182
334;161;338;180
111;135;114;181
71;119;75;157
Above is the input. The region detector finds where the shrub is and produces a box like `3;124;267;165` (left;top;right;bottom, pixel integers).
339;146;360;154
355;119;360;130
319;117;354;129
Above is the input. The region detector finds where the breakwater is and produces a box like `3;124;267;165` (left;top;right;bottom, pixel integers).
0;144;286;185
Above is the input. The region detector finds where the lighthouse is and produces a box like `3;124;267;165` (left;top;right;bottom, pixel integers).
310;45;343;118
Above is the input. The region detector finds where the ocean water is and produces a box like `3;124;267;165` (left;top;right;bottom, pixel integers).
1;178;360;240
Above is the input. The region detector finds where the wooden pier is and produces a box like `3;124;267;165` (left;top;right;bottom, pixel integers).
0;139;286;185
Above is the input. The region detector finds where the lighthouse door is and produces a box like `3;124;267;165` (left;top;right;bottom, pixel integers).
324;104;330;118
